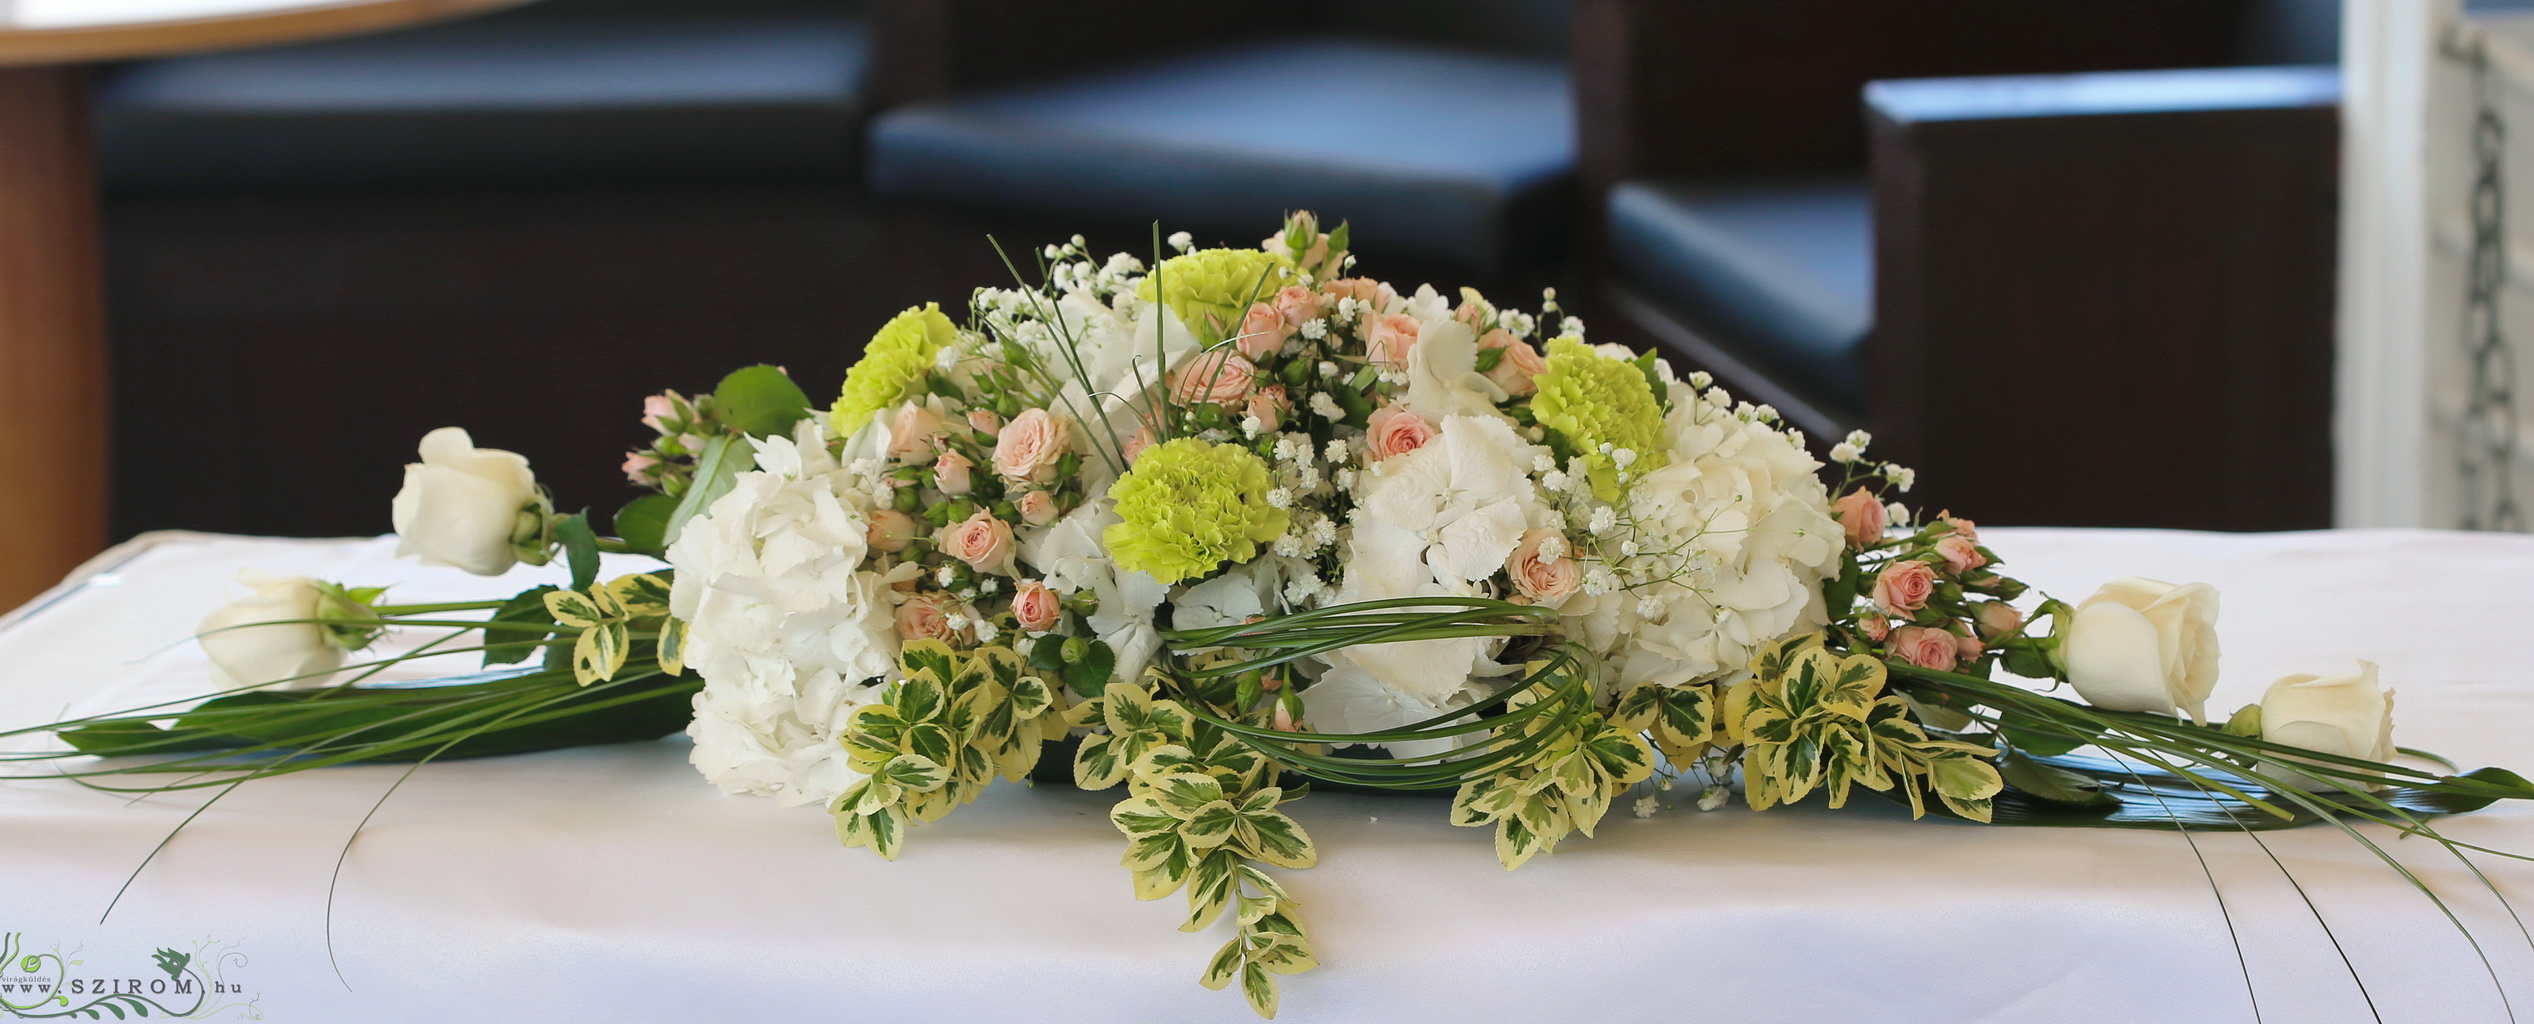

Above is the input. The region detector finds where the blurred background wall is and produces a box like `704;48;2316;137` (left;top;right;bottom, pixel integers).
92;0;2377;544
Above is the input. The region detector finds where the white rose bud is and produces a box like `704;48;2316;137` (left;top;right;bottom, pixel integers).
2259;661;2395;790
196;571;346;690
2062;577;2221;723
390;427;547;575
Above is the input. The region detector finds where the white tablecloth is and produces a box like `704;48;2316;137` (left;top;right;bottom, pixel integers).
4;528;2534;1023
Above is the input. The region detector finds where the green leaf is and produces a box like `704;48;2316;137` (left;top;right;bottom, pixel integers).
571;620;630;686
663;435;756;547
1075;731;1130;790
1999;705;2098;758
481;586;560;666
655;616;689;676
1181;799;1242;849
1996;747;2114;806
1200;938;1244;991
1472;345;1507;373
1242;809;1316;869
712;364;813;438
1111;795;1184;838
555;513;601;592
878;753;948;791
612;493;678;555
1241;961;1280;1019
1064;639;1118;698
1182;849;1240;932
2391;766;2534;815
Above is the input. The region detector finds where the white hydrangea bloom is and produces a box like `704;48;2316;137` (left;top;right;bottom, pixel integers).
1561;381;1843;692
669;419;903;808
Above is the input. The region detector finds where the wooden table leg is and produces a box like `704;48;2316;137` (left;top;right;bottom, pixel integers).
0;65;105;611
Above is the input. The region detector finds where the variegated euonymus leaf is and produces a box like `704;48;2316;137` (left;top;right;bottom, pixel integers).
543;573;687;686
1451;677;1657;870
1088;681;1318;1019
831;640;1069;861
1723;634;2003;820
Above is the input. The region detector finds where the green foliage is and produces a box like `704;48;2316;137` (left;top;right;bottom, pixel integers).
661;434;756;548
1723;634;2003;821
711;364;812;438
543;573;682;686
1450;684;1655;870
1611;681;1715;764
612;494;678;556
554;513;601;591
831;641;1066;860
1083;681;1318;1019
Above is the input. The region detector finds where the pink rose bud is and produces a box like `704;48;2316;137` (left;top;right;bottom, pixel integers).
942;509;1017;576
621;451;659;482
1505;528;1581;603
1366;313;1422;370
866;508;920;552
887;401;946;464
1935;534;1987;575
894;592;965;643
1477;329;1546;397
1366;406;1438;461
1271;704;1299;733
1974;600;2024;639
1954;632;1986;662
1246;386;1286;433
1169;349;1259;406
1236;302;1293;360
934;450;975;495
966;408;1003;438
1860;614;1891;642
992;408;1071;483
1872;560;1939;615
1272;284;1321;327
1454;301;1487;329
1941;514;1978;540
1890;625;1959;672
1017;489;1059;527
1832;487;1887;549
640;394;676;432
1011;580;1062;632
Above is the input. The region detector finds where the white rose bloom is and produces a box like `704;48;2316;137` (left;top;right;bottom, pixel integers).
390;427;542;576
669;420;899;807
1580;392;1841;690
196;570;344;690
1023;498;1169;684
2259;661;2395;790
2062;577;2221;723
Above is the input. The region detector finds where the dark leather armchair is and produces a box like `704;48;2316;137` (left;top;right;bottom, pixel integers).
862;0;1575;278
1580;0;2343;529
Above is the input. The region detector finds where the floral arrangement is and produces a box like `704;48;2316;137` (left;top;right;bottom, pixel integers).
22;215;2534;1018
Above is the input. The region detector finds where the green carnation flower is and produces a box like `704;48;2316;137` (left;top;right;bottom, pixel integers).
1103;438;1289;585
1136;248;1291;345
1531;338;1669;501
832;303;957;435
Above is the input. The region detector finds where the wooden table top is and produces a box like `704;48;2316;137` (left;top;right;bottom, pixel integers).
0;0;529;66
